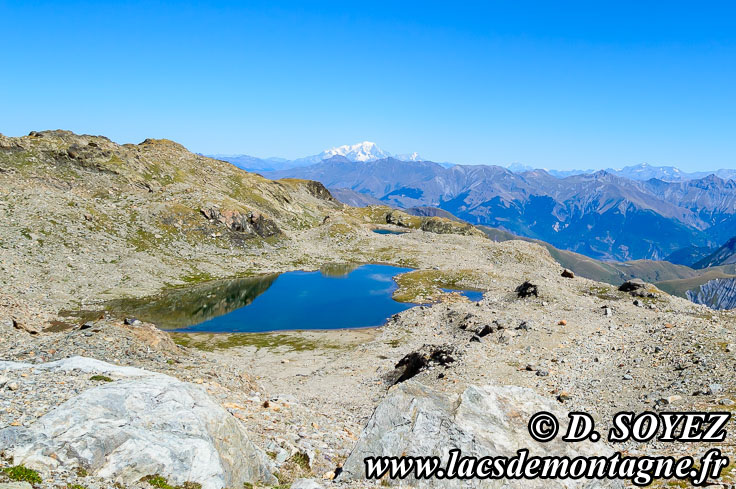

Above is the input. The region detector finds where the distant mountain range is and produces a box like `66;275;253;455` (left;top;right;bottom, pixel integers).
212;142;736;182
264;154;736;262
209;141;428;172
512;162;736;182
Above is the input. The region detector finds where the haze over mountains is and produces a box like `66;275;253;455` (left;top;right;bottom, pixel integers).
214;142;736;182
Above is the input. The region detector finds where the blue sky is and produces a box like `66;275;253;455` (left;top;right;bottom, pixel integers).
1;1;735;170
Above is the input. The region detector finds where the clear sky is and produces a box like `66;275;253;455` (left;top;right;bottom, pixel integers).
1;1;735;170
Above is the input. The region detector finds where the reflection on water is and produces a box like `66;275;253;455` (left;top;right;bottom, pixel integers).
106;274;278;330
319;262;360;277
109;264;415;333
440;288;484;302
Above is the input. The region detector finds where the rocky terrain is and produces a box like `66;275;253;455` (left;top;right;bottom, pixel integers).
1;131;735;488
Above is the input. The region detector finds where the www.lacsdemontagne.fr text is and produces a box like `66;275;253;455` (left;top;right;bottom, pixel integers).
364;448;729;486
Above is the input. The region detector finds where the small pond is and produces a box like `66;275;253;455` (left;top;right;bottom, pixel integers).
440;288;484;302
372;228;407;235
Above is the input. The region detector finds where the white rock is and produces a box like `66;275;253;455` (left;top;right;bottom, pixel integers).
340;381;623;488
35;356;163;378
0;356;158;378
0;358;275;489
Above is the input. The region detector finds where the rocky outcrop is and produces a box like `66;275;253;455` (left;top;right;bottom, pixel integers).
618;278;646;292
386;210;482;237
420;217;480;236
687;277;736;310
340;381;622;488
0;358;276;489
200;206;281;237
385;346;456;385
618;279;658;298
300;180;336;202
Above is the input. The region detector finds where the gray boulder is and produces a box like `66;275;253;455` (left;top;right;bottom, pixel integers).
340;381;622;488
0;358;276;489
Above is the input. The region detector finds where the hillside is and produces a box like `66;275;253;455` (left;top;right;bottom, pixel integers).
694;236;736;268
0;131;345;316
0;130;495;322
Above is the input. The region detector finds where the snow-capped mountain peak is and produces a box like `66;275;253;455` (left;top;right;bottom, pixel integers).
318;141;391;162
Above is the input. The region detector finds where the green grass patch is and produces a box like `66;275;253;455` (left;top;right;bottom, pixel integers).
2;465;43;484
586;285;621;301
90;375;113;382
171;332;344;352
392;269;482;303
141;474;201;489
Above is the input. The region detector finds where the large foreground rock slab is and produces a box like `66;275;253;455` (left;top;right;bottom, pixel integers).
0;358;276;489
340;381;622;488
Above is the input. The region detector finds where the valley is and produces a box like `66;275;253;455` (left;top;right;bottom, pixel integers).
1;131;735;489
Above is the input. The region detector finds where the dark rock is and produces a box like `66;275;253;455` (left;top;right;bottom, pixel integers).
618;279;647;292
469;335;482;343
561;269;575;278
476;324;495;337
515;281;538;298
388;346;456;385
516;321;531;331
80;322;94;330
